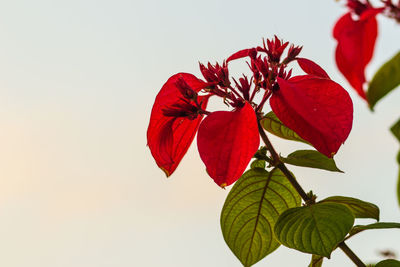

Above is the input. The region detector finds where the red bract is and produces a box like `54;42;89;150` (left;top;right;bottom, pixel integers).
197;102;260;187
226;48;257;62
333;2;384;100
296;58;330;79
270;76;353;157
147;73;208;176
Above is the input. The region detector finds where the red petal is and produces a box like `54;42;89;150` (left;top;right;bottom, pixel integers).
147;73;208;176
271;76;353;157
227;48;256;62
296;58;330;79
197;102;260;187
333;10;381;100
360;8;385;21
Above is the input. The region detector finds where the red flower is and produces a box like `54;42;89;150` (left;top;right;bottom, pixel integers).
333;0;384;100
148;36;353;187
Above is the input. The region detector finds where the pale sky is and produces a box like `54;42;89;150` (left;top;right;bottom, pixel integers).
0;0;399;266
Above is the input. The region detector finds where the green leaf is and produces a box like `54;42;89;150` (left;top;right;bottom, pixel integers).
309;255;324;267
367;51;400;110
347;222;400;239
260;111;309;144
250;159;266;169
397;150;400;165
319;196;379;220
282;150;343;172
387;118;400;207
397;167;400;207
274;202;354;257
391;119;400;143
396;150;400;208
376;259;400;267
220;168;301;266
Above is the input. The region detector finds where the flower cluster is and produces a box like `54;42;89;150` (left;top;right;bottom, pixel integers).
333;0;399;101
147;36;353;187
383;0;400;22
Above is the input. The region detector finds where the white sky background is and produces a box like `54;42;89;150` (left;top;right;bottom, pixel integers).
0;0;399;266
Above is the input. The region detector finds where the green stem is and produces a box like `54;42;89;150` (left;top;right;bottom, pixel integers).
338;241;366;267
257;121;310;202
257;120;366;267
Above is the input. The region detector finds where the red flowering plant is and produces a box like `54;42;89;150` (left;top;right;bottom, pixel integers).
147;36;400;266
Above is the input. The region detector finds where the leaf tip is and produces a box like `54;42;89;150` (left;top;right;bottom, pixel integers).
368;102;375;112
161;167;171;177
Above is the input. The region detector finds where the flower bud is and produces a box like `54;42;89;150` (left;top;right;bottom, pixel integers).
175;77;198;100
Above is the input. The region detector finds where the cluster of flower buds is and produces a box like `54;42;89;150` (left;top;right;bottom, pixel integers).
227;37;301;91
199;62;230;87
347;0;373;15
161;77;203;120
148;36;353;187
382;0;400;22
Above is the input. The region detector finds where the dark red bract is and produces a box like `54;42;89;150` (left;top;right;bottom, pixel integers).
333;0;384;100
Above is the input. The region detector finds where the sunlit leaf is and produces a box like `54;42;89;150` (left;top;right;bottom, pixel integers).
376;259;400;267
221;168;301;266
250;159;266;169
367;51;400;110
260;111;309;144
346;222;400;239
274;202;354;257
320;196;379;220
282;150;343;172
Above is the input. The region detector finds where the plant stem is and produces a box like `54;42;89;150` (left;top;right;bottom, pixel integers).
256;90;272;113
257;120;366;267
276;162;310;203
227;85;244;100
257;121;280;164
257;120;310;202
338;241;366;267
